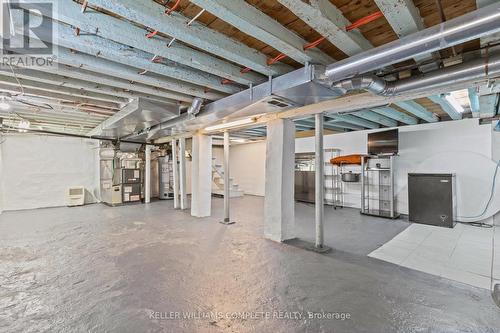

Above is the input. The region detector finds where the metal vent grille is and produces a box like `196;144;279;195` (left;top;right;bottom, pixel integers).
267;98;293;108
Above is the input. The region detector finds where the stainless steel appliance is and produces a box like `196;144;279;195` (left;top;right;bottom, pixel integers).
368;129;399;156
408;173;457;228
341;171;360;182
295;153;315;203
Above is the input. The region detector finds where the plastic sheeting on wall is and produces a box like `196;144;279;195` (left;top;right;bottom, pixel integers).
0;134;99;211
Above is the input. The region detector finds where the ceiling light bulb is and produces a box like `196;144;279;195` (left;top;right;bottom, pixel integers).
18;120;30;132
445;92;465;113
0;97;10;110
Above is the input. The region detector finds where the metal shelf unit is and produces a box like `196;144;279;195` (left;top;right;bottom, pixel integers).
361;155;399;219
324;148;343;208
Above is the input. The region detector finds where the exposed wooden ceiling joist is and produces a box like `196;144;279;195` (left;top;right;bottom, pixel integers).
0;72;128;104
10;11;231;100
36;0;265;86
0;84;119;110
85;0;292;76
21;63;189;104
277;0;372;57
189;0;334;65
0;67;177;105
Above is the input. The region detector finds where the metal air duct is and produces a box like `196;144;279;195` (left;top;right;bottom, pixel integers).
333;53;500;97
325;2;500;81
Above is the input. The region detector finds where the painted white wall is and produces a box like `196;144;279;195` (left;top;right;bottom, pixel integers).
296;119;497;218
209;143;266;196
229;119;499;220
1;134;99;211
229;141;266;196
0;140;3;214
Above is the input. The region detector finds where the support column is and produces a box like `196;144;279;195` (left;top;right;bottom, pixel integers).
492;121;500;306
314;113;329;252
179;137;187;210
172;139;180;209
191;132;212;217
264;118;295;242
145;145;151;203
221;131;235;224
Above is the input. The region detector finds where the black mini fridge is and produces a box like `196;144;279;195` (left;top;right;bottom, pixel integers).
408;173;457;228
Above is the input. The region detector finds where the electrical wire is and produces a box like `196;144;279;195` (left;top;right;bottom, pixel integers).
7;63;24;96
15;98;54;110
457;159;500;228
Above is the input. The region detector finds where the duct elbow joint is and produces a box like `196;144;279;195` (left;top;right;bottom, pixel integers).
332;75;389;95
187;98;203;116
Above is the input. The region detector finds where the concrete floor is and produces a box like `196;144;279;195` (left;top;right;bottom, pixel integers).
295;202;410;255
1;195;499;333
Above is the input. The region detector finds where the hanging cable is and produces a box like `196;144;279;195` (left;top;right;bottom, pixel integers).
457;159;500;226
7;64;24;96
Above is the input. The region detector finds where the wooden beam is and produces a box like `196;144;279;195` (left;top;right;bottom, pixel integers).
428;95;463;120
0;74;127;105
0;83;120;109
8;12;233;99
22;62;189;104
394;101;439;123
371;107;418;125
373;0;424;38
478;94;499;118
0;67;178;105
189;0;334;65
27;0;265;86
53;47;198;103
278;0;372;56
352;110;398;127
85;0;292;76
373;0;434;65
328;114;380;129
468;87;480;118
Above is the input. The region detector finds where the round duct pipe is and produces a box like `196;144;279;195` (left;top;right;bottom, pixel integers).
325;2;500;81
332;53;500;97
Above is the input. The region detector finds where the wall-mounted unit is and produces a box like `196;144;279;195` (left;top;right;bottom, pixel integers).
67;186;85;207
368;129;399;156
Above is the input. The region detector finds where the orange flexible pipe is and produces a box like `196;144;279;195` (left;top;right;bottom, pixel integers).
165;0;181;15
345;11;384;31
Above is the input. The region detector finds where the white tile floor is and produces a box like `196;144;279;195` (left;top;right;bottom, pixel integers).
368;222;500;290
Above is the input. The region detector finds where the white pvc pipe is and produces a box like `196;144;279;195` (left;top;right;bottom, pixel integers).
145;145;151;203
172;139;180;209
223;131;230;223
179;137;187;210
315;113;324;248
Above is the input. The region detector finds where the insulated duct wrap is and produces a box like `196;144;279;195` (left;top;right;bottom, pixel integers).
333;53;500;97
325;1;500;81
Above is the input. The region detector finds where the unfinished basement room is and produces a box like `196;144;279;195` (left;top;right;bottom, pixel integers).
1;0;500;332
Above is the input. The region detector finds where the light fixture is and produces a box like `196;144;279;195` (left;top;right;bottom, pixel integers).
0;96;10;111
204;117;257;132
18;119;30;132
444;93;465;113
231;138;249;144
